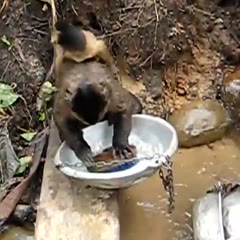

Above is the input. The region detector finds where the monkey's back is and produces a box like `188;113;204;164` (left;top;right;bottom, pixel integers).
59;60;134;111
59;60;116;86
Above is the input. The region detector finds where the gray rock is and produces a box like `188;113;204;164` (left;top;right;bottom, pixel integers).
222;69;240;121
168;100;229;148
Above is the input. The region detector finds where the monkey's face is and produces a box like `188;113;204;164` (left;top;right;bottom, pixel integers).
67;80;112;125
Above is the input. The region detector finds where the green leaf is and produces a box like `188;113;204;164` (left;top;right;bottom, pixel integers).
20;131;37;142
0;83;12;90
1;35;11;46
39;112;46;121
1;35;12;50
15;156;32;175
41;81;56;102
36;81;56;111
0;83;19;108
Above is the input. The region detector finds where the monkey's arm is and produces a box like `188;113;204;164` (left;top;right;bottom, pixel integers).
111;110;134;159
109;84;143;159
54;115;94;167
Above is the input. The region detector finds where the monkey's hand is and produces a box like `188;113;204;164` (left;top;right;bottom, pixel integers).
75;145;95;167
113;141;135;160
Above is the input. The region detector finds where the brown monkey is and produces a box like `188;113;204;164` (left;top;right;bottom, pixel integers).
53;60;142;167
47;20;120;83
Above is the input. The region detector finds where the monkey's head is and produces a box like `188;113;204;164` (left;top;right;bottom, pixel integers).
52;20;86;52
65;76;112;125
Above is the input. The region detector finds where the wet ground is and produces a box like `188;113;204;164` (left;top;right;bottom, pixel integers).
119;135;240;240
0;225;34;240
1;135;240;239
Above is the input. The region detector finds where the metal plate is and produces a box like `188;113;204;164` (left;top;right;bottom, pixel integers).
223;186;240;239
192;183;240;240
54;114;178;189
192;190;225;240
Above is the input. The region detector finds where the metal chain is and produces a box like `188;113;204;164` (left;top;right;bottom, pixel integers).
158;155;175;213
207;181;240;199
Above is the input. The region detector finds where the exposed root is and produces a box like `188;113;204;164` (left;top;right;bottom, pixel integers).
0;0;9;18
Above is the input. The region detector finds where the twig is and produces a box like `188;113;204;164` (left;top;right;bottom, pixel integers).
0;61;10;81
11;51;26;74
18;95;33;124
186;5;213;17
33;29;49;36
153;0;159;22
31;16;49;22
14;42;26;62
0;0;8;18
113;5;142;13
139;50;156;67
71;4;78;16
101;28;134;38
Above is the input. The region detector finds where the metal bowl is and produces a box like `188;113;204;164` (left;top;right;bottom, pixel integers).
54;114;178;189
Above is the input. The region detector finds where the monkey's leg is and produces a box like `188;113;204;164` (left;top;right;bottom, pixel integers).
112;111;134;159
57;118;95;166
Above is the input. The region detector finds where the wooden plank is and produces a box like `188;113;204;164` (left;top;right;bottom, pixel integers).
35;121;119;240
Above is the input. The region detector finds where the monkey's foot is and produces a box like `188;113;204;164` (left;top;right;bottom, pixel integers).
113;144;135;160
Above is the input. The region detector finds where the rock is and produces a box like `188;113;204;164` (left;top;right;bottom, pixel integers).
222;68;240;121
12;204;35;223
0;225;35;240
168;100;229;148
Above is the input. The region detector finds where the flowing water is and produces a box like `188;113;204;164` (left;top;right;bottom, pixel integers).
119;136;240;240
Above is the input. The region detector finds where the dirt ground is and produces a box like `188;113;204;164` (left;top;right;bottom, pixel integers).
1;0;240;155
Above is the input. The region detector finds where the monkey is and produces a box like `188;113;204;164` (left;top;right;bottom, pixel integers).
42;0;119;82
53;59;142;167
46;20;120;83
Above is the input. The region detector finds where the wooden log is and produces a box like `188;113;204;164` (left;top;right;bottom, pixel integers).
35;120;119;240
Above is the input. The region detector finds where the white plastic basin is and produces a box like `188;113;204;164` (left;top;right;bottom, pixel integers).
54;114;178;189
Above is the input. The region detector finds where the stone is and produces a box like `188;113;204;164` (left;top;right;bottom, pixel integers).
168;99;229;148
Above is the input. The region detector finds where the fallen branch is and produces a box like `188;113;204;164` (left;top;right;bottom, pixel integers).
0;129;49;227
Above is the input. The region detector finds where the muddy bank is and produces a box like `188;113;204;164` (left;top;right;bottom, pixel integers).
1;0;240;151
0;0;51;154
48;0;240;119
